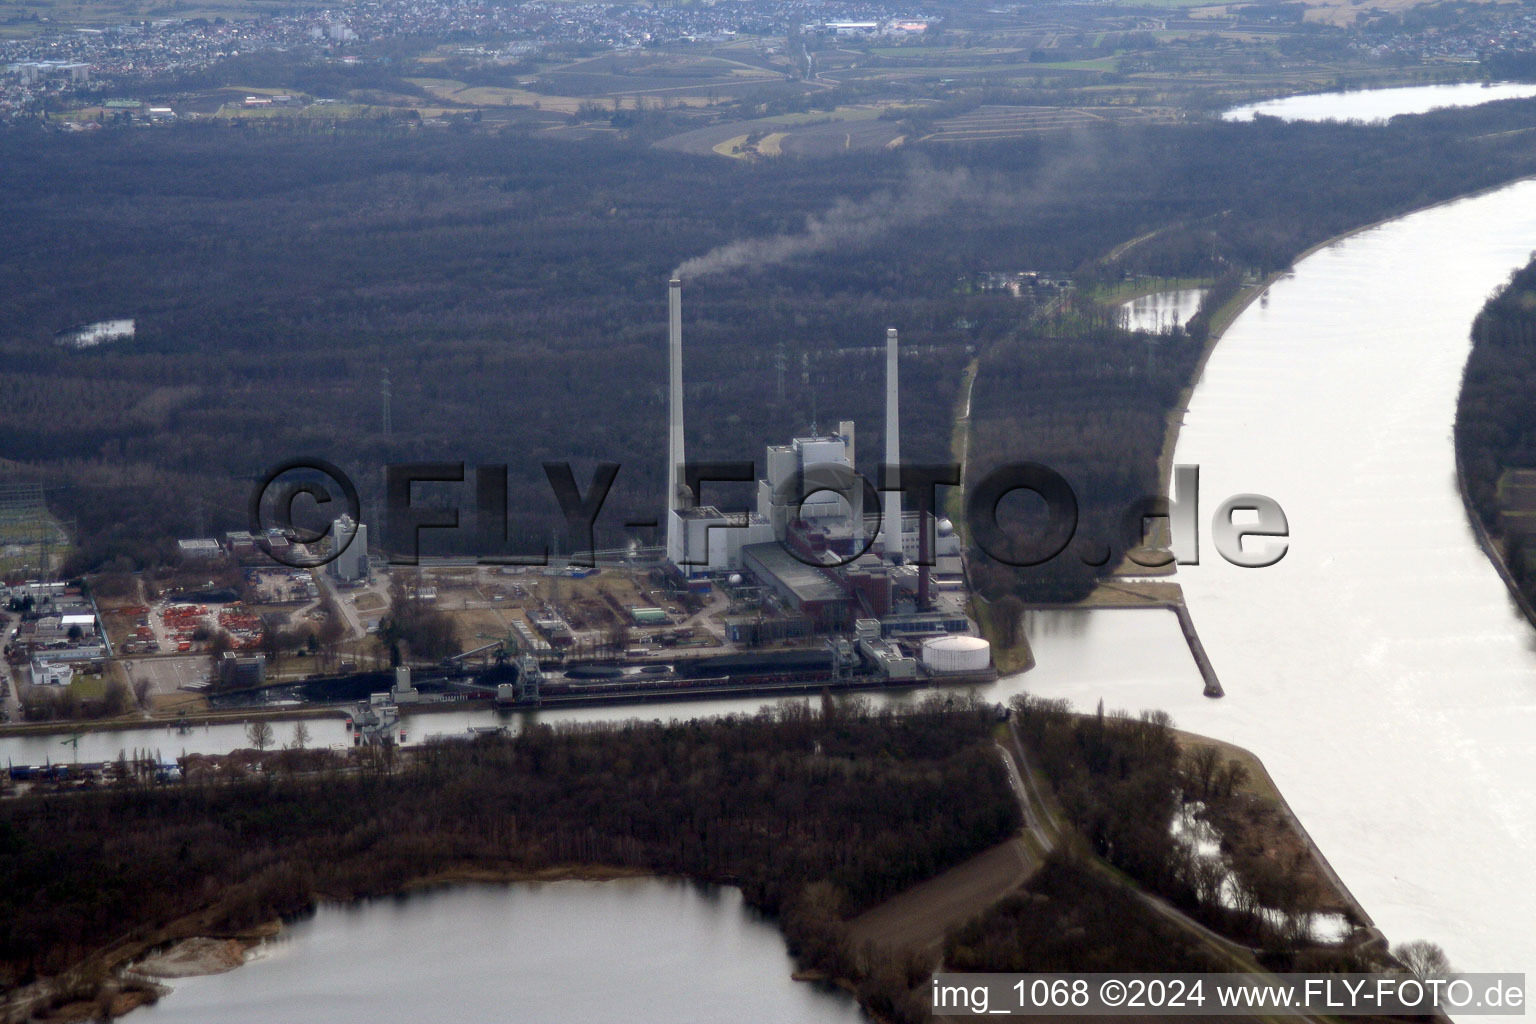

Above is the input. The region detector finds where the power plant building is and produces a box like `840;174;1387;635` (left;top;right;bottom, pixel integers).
329;516;369;583
740;542;856;631
666;506;775;576
757;424;862;545
660;280;960;602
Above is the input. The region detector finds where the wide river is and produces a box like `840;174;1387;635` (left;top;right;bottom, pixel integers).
1222;80;1536;122
1025;177;1536;982
128;880;867;1023
19;86;1536;1017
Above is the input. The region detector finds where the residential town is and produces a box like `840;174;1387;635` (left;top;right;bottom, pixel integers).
2;0;931;116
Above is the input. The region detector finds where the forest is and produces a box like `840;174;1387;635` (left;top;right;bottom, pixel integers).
963;98;1536;600
813;695;1398;1022
5;100;1536;600
1008;695;1361;958
946;852;1228;974
1455;253;1536;605
0;698;1018;1017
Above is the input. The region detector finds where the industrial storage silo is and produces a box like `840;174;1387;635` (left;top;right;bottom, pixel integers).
921;635;991;674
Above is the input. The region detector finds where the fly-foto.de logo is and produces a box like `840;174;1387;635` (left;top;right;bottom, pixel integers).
249;459;1286;571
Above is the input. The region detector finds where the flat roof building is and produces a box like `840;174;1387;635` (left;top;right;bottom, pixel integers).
178;538;222;559
739;542;853;631
666;505;775;577
29;660;72;687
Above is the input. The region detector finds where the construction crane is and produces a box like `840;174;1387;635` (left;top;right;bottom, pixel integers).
60;733;83;760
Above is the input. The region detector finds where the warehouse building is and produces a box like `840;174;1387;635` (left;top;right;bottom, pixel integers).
739;542;856;631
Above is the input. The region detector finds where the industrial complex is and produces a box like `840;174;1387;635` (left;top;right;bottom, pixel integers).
1;279;992;745
333;279;991;731
373;280;988;715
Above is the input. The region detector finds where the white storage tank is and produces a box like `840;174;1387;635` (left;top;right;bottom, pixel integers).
921;635;991;674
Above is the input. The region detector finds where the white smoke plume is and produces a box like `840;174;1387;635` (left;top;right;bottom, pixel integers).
672;165;974;280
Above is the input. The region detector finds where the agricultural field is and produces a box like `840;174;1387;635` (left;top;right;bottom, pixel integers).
658;103;907;156
925;103;1180;141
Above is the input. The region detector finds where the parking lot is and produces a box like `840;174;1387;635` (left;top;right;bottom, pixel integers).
122;655;210;697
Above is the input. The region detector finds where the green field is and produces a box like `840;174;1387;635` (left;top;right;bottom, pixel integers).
1028;57;1122;71
69;674;107;700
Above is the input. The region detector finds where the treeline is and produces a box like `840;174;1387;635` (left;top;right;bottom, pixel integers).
0;699;1018;1004
6;104;1536;576
1456;254;1536;605
0;127;985;571
947;852;1227;973
966;101;1536;602
1009;696;1353;956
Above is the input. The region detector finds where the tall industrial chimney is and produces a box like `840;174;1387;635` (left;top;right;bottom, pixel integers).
667;278;686;513
881;327;902;561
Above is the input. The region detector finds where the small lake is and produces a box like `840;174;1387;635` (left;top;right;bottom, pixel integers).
53;318;135;348
1222;81;1536;123
128;879;867;1024
1119;289;1208;331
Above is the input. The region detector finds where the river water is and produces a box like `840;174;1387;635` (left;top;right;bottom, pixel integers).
0;605;1203;765
1021;177;1536;982
1222;80;1536;122
0;604;1198;764
22;85;1536;1015
128;880;867;1023
84;609;1198;1023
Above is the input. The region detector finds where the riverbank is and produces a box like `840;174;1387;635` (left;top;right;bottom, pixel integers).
1450;253;1536;635
1153;172;1536;503
970;596;1035;675
1023;172;1536;984
946;348;1037;679
133;938;251;980
0;703;353;739
1168;727;1378;941
1088;275;1214;307
1456;453;1536;623
0;705;1018;1023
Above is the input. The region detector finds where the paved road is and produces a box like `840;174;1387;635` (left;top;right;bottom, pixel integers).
0;621;18;721
317;572;390;642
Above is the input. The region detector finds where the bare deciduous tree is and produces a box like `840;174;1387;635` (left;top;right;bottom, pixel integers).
1394;940;1452;980
1185;745;1221;800
1217;758;1250;798
246;720;274;751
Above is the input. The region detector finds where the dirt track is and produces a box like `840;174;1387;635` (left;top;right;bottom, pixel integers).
847;836;1039;955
